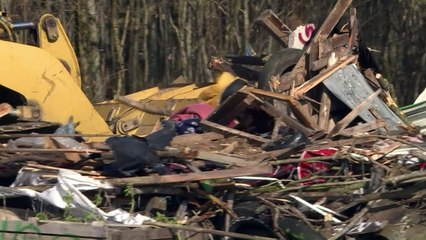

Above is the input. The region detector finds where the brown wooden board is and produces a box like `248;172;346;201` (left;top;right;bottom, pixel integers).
196;150;250;167
339;119;386;136
292;55;357;96
318;90;332;131
291;0;353;76
244;87;317;129
256;10;290;46
0;219;107;239
201;120;269;144
107;166;272;186
109;228;174;240
328;89;382;136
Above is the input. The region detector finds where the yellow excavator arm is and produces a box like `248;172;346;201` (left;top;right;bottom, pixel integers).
0;13;217;140
0;13;111;139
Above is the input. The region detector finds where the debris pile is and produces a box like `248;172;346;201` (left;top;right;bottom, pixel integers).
1;1;426;239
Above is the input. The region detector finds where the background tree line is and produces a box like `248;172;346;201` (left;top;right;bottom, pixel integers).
0;0;424;105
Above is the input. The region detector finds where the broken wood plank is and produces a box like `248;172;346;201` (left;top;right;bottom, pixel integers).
331;33;350;48
0;148;101;153
318;90;332;131
107;165;272;186
196;150;250;167
170;132;224;150
339;119;386;136
291;0;354;77
243;87;317;129
256;10;290;46
249;144;306;162
24;162;101;176
0;133;117;139
309;41;320;72
328;89;382;136
109;227;174;240
0;219;107;238
144;221;278;240
259;100;316;136
220;141;239;154
349;7;358;49
201;120;269;144
306;136;378;150
370;142;402;161
292;55;357;97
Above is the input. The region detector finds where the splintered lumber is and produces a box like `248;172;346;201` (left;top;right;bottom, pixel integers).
106;166;272;186
260;101;315;136
292;55;357;97
0;148;101;153
243;87;317;129
24;162;101;176
339;119;386;136
256;10;290;46
249;144;305;162
220;141;239;154
0;133;117;138
329;204;370;240
291;0;353;76
328;89;382;136
196;150;250;167
310;34;350;71
0;219;107;239
144;221;277;240
318;90;332;131
349;8;358;49
201;120;269;143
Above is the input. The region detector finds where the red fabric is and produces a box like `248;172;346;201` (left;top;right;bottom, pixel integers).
298;148;337;185
170;103;214;122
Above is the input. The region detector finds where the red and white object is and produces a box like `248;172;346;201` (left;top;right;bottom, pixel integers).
288;23;315;49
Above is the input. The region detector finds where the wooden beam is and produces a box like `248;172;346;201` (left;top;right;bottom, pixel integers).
110;228;174;240
144;221;278;240
339;119;386;137
291;0;354;76
309;41;320;71
243;87;317;129
328;89;382;136
0;219;107;238
201;120;269;144
0;148;101;153
292;55;357;97
107;165;272;186
256;10;290;46
196;150;250;167
248;144;306;162
318;90;332;131
349;7;358;49
260;100;316;136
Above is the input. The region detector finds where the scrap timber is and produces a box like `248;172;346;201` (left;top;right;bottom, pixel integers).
0;0;425;239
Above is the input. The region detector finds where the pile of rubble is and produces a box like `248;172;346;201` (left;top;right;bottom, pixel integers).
1;1;426;239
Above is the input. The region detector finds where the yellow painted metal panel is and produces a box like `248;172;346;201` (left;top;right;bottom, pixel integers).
37;14;82;87
0;40;112;140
